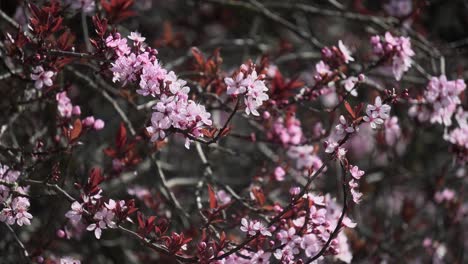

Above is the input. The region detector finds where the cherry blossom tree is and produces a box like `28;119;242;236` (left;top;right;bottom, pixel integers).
0;0;466;263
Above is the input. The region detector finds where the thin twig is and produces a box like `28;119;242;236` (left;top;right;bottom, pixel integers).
4;223;30;262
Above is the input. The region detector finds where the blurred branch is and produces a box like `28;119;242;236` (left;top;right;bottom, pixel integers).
205;0;323;49
3;223;30;262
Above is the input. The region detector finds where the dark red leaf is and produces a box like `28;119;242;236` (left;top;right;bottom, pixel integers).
344;100;356;119
208;185;217;209
70;119;82;141
191;47;205;67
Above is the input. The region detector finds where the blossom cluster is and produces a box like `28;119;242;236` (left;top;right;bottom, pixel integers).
324;96;392;202
321;40;354;67
0;164;33;226
106;32;212;148
224;64;269;116
64;170;135;239
370;32;415;80
267;115;303;146
408;75;467;160
223;193;355;263
412;75;466;126
444;108;468;161
56;91;105;130
56;91;81;118
287;145;324;174
312;41;364;103
240;217;271;236
348;165;365;203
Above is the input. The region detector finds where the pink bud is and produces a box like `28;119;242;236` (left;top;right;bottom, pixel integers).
112;159;123;171
83;116;95;127
250;133;256;142
321;47;333;58
93;119;105;130
358;74;366;81
273;204;283;212
72;106;81;116
56;229;65;238
262;111;271;120
274;166;286;181
370;35;380;45
289;186;300;196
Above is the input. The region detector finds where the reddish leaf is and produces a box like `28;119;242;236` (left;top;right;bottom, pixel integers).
116;122;127;148
251;187;265;206
70;119;82;141
344;100;356;119
220;127;232;137
56;30;76;51
208;185;218;209
191;47;205;67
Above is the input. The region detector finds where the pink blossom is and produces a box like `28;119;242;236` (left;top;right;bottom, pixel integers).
110;53;139;85
216;190;232;205
240;218;271;236
87;207;117;239
349;165;364;180
224;68;269;116
384;0;413;17
434;188;456;203
0;165;20;203
287;145;323;172
244;78;269;116
225;72;246;95
82;116;95;127
315;60;331;76
325;140;339;154
445;126;468;151
336;115;355;135
335;233;353;263
127;186;151;200
277;227;300;246
337;147;347;160
350;187;363;204
10;197;33;226
138;60;167;96
65;201;84;223
72;106;81;116
240;217;255;235
250;250;271;264
56;92;73;118
384;116;401;145
146;113;171;141
423;75;466;126
370;32;415;80
269;116;303;145
93;119;105;130
31;66;54;89
274;166;286;181
105;33;130;57
338;40;354;64
342;76;359;97
300;234;320;257
128;32;146;43
363;96;391;129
